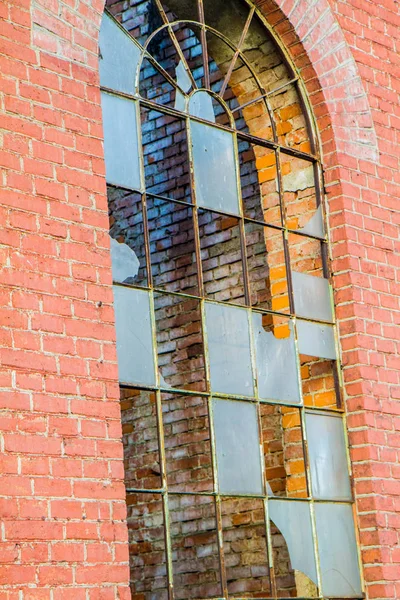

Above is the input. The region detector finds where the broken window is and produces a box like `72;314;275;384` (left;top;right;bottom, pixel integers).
100;1;363;598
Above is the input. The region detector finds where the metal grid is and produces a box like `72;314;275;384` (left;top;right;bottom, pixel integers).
100;1;364;598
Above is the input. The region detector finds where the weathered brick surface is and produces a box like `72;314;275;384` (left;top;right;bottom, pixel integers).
0;0;400;599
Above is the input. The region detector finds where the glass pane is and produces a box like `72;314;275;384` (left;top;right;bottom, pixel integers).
221;497;272;597
198;209;246;305
296;320;337;361
121;388;161;490
139;55;177;108
282;156;322;234
162;393;213;493
141;107;191;203
101;92;142;190
315;503;362;598
287;231;325;279
245;223;289;313
108;186;147;286
127;492;167;600
260;405;307;498
204;302;254;397
305;412;352;500
292;270;333;322
147;198;198;295
113;286;156;386
212;398;263;495
269;499;317;597
252;313;300;404
169;495;222;599
171;23;205;89
154;293;206;392
99;12;141;94
190;120;240;215
239;143;280;227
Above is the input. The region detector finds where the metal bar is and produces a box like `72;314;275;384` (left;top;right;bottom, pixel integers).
141;193;153;289
263;497;277;598
197;0;210;89
220;6;255;97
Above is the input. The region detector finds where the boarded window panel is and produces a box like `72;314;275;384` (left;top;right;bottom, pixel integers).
190;120;240;215
305;412;352;501
269;499;318;597
99;12;141;94
113;285;156;386
204;302;254;397
101;92;142;191
213;398;263;495
315;503;362;598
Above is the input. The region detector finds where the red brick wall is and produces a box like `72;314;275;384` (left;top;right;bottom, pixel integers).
0;1;399;600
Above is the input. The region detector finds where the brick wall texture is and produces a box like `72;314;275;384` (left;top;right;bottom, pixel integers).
0;0;399;599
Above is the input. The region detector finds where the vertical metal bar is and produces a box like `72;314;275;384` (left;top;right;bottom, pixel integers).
220;6;255;97
142;193;153;289
197;0;210;89
263;497;277;598
239;218;251;307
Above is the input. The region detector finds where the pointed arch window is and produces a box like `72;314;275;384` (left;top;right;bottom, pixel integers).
99;2;363;598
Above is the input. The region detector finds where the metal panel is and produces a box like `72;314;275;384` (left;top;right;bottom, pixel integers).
305;412;352;500
296;319;337;360
99;12;141;94
252;313;301;404
213;398;263;494
315;503;362;597
292;271;333;322
101;92;141;190
190;120;240;215
269;499;317;585
113;285;156;386
204;302;254;396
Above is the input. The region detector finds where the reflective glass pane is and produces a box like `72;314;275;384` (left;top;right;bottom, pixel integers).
108;187;147;286
199;209;246;305
296;320;337;361
292;271;333;322
260;405;307;498
170;495;222;599
113;286;156;386
99;12;141;94
269;499;317;597
315;503;362;598
162;393;213;492
154;294;206;392
190;120;240;215
204;302;254;396
252;313;300;404
305;412;352;500
213;399;263;495
121;388;161;490
127;492;167;600
101;92;142;190
147;198;198;295
221;497;272;597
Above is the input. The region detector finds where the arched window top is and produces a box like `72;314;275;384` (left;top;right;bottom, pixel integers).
99;3;363;599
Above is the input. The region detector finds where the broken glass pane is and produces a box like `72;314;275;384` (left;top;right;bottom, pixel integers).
282;156;319;230
171;23;205;89
113;286;156;386
101;92;142;191
296;320;337;361
99;12;141;94
269;499;317;597
305;412;352;501
213;399;263;495
198;209;246;305
315;503;362;598
221;497;272;597
127;492;167;600
121;388;161;490
139;55;177;108
141;107;191;203
154;293;206;392
292;271;333;323
296;205;325;238
204;302;254;397
245;223;289;312
240;144;280;226
147;198;198;295
301;353;341;410
252;313;301;404
190;120;240;215
162;393;213;493
169;495;222;599
270;82;311;149
260;404;307;498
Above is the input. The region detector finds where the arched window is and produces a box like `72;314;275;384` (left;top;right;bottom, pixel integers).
99;1;363;598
